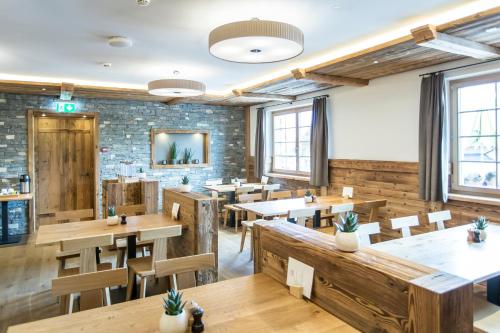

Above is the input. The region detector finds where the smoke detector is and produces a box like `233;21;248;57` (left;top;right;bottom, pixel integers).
137;0;151;6
108;36;133;48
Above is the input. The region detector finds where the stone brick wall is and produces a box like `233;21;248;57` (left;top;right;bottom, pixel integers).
0;93;246;236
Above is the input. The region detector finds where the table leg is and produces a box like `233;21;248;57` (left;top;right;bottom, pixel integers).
228;192;236;228
95;247;101;265
368;207;379;222
487;275;500;306
313;210;321;228
127;235;137;299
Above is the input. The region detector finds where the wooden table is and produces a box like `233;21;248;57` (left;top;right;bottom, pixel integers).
7;273;357;333
235;196;386;228
370;224;500;305
203;183;264;196
0;193;32;245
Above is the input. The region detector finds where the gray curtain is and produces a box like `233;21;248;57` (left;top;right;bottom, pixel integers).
254;107;266;179
418;73;449;202
310;96;329;186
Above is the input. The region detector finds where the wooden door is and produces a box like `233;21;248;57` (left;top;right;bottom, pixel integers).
34;114;96;226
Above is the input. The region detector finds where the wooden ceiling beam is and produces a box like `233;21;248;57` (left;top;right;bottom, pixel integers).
411;24;500;59
291;68;369;87
232;89;296;102
60;82;75;101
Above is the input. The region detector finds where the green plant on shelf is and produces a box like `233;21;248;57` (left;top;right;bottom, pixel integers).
183;148;193;163
169;142;178;162
181;176;189;185
335;212;359;233
163;289;186;316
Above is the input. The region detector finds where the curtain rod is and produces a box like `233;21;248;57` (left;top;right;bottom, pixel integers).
263;92;330;109
419;58;500;77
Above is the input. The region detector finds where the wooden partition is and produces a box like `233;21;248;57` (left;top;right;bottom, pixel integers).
253;221;473;333
102;180;158;218
163;188;218;285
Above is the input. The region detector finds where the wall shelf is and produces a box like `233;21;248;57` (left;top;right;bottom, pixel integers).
150;129;210;169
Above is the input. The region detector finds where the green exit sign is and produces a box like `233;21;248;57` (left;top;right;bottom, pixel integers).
55;101;76;113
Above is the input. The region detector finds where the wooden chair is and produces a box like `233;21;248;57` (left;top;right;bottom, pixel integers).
260;175;269;184
223;187;257;232
427;210;451;231
262;183;281;200
54;209;95;274
115;204;148;267
52;268;127;313
296;188;317;197
288;208;316;227
358;222;381;246
126;225;182;300
269;190;292;200
155;253;216;290
58;234;114;314
390;215;419;238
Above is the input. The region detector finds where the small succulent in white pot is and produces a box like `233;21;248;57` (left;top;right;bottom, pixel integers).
159;289;188;333
472;216;488;241
179;176;192;193
106;206;119;225
304;190;313;203
334;212;360;252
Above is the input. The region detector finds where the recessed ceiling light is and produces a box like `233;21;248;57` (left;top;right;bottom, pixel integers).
102;62;112;68
485;27;500;33
373;60;379;64
148;79;206;97
82;115;87;118
41;113;46;117
137;0;151;6
209;18;304;63
108;36;133;48
41;88;46;91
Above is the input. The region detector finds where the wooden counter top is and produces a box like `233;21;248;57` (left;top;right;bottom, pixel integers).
7;273;357;333
0;193;33;202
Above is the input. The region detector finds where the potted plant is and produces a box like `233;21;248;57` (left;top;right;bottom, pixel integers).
183;148;193;164
137;167;147;179
334;212;360;252
106;206;119;225
470;216;488;242
168;142;178;164
159;289;188;333
304;190;313;203
231;177;241;187
179;176;192;193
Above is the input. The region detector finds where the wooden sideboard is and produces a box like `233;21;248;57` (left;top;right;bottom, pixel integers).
163;188;218;285
102;179;158;218
253;221;473;333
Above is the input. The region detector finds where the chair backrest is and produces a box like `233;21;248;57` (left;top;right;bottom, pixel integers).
269;190;292;200
331;203;354;214
138;225;183;263
391;215;420;238
262;183;281;200
342;186;354;198
205;178;223;186
61;234;114;273
54;208;94;224
427;210;451;231
52;268;128;311
288;208;316;227
236;186;254;195
358;222;381;246
155;253;216;290
296;188;317;197
116;204;146;216
238;193;262;203
260;176;269;184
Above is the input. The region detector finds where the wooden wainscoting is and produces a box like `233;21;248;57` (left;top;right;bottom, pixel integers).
247;157;500;240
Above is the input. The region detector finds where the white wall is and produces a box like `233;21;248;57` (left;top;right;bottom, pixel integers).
249;58;500;162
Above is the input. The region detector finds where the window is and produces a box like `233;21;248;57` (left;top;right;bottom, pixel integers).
451;73;500;195
272;107;312;175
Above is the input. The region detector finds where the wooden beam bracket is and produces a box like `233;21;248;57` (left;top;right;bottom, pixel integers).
232;89;296;102
291;69;369;87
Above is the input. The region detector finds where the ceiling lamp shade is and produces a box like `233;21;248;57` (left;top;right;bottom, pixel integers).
209;19;304;63
147;79;206;97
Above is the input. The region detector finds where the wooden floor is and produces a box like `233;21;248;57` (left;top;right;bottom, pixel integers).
0;228;253;333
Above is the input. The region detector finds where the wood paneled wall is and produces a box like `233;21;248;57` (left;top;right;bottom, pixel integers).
102;180;158;218
248;157;499;240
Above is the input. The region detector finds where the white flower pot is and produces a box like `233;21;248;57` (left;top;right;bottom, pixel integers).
335;231;360;252
179;184;192;193
479;229;487;241
159;310;189;333
137;172;147;179
304;196;313;203
106;216;119;226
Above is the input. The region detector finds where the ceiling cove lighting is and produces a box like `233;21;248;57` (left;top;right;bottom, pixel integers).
147;79;206;97
209;18;304;63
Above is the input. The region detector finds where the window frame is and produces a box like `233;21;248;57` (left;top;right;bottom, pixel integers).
271;106;312;176
449;72;500;197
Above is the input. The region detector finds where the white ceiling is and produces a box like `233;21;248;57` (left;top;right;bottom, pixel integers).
0;0;490;94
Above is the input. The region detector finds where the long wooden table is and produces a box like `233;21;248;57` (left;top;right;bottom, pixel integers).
235;196;387;227
7;273;357;333
370;224;500;305
203;183;264;195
